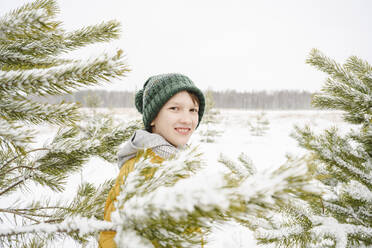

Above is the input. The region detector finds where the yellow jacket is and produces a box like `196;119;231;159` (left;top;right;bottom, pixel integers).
98;150;204;248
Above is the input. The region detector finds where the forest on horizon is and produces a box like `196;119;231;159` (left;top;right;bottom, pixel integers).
34;89;314;110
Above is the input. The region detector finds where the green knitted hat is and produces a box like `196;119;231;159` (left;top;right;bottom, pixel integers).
135;73;205;132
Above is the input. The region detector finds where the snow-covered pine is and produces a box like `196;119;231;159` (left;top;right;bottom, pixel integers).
0;141;318;247
107;146;319;247
200;89;222;143
0;1;58;41
0;51;127;96
248;111;270;136
254;49;372;247
0;216;115;237
0;94;80;125
0;0;133;246
218;153;256;182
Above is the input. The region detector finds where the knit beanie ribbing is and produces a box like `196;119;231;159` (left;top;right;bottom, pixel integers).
135;73;205;132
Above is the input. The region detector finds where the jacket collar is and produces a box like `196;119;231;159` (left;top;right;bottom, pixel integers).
117;130;179;168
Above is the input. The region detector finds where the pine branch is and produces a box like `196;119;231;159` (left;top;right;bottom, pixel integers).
0;51;129;96
344;56;372;88
110;148;318;247
1;180;113;226
0;47;71;70
0;208;53;220
0;95;80;125
307;49;372;125
0;181;114;247
238;153;256;176
307;49;369;94
271;50;372;247
253;201;370;248
0;117;138;196
311;78;371;124
0;148;49;172
59;180;115;220
0;20;121;70
292;125;372;189
23;118;138;191
0;173;34;196
310;216;372;247
0;188;115;247
0;209;47;224
218;153;255;183
63;20;121;49
0;217;115;237
0;0;133;245
0;119;35;155
0;0;60;42
1;20;120;57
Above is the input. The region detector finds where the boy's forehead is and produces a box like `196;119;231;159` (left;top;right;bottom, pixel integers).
167;92;199;106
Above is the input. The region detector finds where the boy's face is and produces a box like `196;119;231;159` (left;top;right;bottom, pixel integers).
151;91;199;147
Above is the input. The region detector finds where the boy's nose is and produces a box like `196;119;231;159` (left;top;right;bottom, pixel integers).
179;112;193;124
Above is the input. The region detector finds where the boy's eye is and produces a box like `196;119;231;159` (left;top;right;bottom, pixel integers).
169;107;179;111
190;108;198;113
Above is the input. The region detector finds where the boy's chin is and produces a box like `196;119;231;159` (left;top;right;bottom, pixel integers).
171;139;189;148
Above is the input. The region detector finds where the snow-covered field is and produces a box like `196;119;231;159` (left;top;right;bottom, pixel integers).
15;108;350;247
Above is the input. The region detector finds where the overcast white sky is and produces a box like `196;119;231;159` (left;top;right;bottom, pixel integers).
2;0;372;92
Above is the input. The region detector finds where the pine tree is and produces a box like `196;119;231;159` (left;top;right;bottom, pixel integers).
0;0;138;246
0;2;326;246
199;89;222;143
252;49;372;247
107;147;319;247
84;91;103;108
248;111;270;136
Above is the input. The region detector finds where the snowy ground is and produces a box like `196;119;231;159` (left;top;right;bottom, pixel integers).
7;108;350;247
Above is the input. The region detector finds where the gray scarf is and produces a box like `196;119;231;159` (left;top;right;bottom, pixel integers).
117;130;179;169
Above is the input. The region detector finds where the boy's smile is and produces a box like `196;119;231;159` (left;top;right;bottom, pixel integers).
151;91;199;147
175;127;191;135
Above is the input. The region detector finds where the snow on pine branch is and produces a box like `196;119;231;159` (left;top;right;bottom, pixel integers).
1;20;121;59
218;153;254;181
310;216;372;248
0;9;47;36
1;23;122;69
317;144;372;186
0;46;67;69
0;0;59;41
0;216;114;237
255;224;304;242
293;125;372;187
114;160;230;222
46;116;137;155
0;50;128;96
306;49;363;90
109;147;319;247
255;213;372;248
341;180;372;204
0;146;319;246
307;49;372;124
0;94;79;125
0;118;36;154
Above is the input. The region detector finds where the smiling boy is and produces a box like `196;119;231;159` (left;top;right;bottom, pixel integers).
150;90;200;147
99;73;205;247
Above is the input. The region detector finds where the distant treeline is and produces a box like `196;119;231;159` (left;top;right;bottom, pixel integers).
35;89;314;109
213;90;313;109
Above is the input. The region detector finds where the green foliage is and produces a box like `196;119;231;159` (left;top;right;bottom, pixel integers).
199;89;222;143
0;0;135;246
202;89;220;125
111;147;318;247
84;92;103;108
248;111;270;136
307;49;372;125
252;49;372;247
